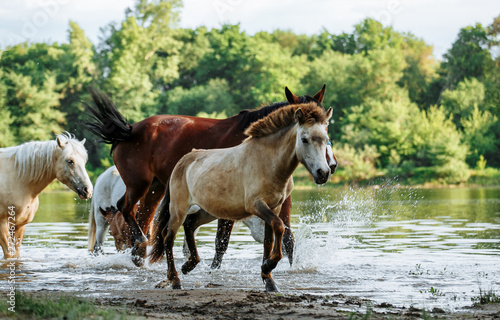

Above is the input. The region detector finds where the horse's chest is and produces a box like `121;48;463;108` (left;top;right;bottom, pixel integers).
14;198;39;226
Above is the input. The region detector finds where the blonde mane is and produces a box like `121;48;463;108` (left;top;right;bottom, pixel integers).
0;132;87;183
243;102;329;139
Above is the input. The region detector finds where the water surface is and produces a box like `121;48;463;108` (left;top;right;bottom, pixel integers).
2;185;499;311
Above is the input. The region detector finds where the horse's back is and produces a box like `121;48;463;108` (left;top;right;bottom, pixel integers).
93;166;125;211
172;146;251;220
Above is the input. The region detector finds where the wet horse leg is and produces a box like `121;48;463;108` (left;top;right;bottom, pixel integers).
279;196;294;266
181;211;219;271
0;220;12;259
181;215;201;274
117;180;151;266
253;201;285;292
135;178;166;259
211;219;234;269
13;225;27;259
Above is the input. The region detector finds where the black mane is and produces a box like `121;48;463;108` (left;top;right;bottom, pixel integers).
237;95;323;131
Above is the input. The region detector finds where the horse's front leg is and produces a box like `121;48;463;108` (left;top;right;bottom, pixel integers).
211;219;234;269
0;220;13;259
13;225;27;259
252;201;285;292
279;196;294;266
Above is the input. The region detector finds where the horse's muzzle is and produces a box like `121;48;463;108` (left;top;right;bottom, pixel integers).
314;169;331;185
77;186;93;199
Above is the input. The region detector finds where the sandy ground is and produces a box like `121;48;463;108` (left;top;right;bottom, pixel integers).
66;288;500;319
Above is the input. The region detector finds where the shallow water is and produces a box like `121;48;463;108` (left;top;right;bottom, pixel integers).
2;185;499;311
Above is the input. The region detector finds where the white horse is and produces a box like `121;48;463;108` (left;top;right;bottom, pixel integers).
87;166;131;254
0;132;93;259
151;102;333;291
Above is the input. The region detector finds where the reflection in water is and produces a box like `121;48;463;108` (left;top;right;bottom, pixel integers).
2;186;500;311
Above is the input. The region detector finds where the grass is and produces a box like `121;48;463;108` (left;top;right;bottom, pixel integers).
471;288;500;306
0;291;131;319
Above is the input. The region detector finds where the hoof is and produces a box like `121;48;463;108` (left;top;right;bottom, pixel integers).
181;263;191;275
132;255;144;267
264;278;279;292
172;282;183;290
155;279;170;288
210;261;221;270
131;241;148;266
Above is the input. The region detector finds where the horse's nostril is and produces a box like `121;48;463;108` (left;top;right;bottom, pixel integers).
83;187;88;194
316;169;325;178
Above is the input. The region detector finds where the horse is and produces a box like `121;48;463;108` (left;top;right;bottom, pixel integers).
88;142;336;257
88;166;134;254
85;85;333;266
150;102;333;292
0;133;93;259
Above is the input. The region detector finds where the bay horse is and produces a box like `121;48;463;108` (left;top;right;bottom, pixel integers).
150;102;333;291
86;85;332;266
0;133;93;259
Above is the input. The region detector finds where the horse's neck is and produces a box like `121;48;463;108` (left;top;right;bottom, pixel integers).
25;148;59;198
251;125;299;184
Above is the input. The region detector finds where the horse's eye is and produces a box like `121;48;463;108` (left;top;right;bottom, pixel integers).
301;138;308;144
67;159;74;166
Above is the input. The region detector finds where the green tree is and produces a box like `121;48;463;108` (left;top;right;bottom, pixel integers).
461;106;497;166
160;78;236;116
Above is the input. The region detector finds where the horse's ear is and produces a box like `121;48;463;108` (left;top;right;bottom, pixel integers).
56;137;67;149
325;107;333;121
99;207;111;218
81;138;86;145
294;108;304;123
313;84;326;103
285;86;301;104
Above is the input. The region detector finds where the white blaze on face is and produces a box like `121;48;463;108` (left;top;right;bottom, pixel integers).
296;123;331;184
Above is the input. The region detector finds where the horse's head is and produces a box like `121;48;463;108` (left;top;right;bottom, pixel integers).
294;105;333;185
54;133;93;199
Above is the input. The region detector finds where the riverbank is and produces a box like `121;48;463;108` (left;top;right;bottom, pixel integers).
1;288;499;319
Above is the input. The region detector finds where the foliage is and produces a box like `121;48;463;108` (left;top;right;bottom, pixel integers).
1;2;499;186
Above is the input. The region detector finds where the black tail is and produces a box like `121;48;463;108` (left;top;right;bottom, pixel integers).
149;184;171;263
85;88;133;153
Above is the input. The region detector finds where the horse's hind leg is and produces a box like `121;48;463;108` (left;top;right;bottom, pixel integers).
117;180;151;266
162;206;190;289
182;211;217;271
94;209;110;254
181;220;200;275
279;196;294;266
211;219;234;269
136;178;166;244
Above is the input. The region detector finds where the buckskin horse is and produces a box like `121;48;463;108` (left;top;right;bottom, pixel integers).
0;133;93;259
86;85;334;266
150;102;333;291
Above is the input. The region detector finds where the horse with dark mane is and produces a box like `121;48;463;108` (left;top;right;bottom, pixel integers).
86;85;335;266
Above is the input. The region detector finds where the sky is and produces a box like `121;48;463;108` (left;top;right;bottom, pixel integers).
0;0;499;59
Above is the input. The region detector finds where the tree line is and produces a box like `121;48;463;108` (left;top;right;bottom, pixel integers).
1;0;499;185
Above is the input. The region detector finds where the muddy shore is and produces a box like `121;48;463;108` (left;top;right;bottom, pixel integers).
9;288;499;319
